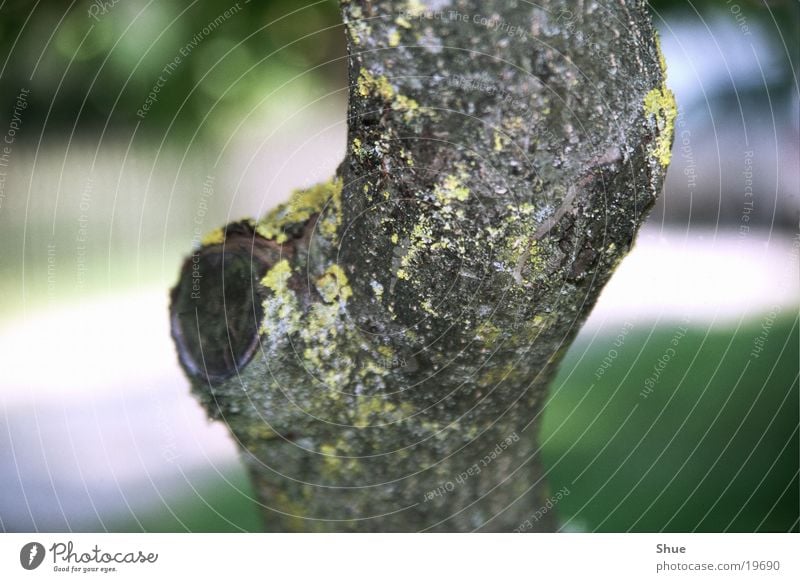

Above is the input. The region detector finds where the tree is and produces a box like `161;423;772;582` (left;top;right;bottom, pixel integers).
169;0;675;532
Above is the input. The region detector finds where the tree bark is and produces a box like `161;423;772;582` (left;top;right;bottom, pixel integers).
170;0;674;531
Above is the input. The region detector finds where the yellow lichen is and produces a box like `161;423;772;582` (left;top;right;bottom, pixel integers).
319;443;341;472
493;131;507;152
255;178;343;243
524;239;544;271
434;174;470;205
397;214;434;281
644;33;677;167
484;208;547;287
391;174;472;285
420;298;439;317
405;0;425;17
200;227;225;246
352;137;363;157
261;259;292;293
259;259;300;334
285;263;360;392
358;69;395;100
316;264;353;303
644;87;677;167
655;32;668;76
358;69;421;122
246;424;277;441
345;5;371;47
393;94;419;121
531;314;550;329
388;29;401;47
352;395;413;428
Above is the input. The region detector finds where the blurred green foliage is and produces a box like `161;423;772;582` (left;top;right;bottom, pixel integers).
0;0;345;135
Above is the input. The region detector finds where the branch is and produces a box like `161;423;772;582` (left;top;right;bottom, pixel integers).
170;0;674;531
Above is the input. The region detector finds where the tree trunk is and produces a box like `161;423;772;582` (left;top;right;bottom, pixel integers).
169;0;674;531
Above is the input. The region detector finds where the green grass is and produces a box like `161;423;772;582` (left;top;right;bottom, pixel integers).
542;314;798;532
110;467;263;533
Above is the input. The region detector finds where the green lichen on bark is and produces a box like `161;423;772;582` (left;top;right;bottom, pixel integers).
170;0;673;531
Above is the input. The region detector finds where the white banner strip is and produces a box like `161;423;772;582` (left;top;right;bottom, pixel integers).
0;533;796;581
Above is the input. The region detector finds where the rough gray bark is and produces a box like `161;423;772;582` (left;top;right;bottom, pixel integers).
170;0;674;531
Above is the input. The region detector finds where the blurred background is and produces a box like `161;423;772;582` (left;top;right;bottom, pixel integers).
0;0;797;532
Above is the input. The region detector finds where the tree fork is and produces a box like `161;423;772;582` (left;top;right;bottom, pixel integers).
170;0;675;531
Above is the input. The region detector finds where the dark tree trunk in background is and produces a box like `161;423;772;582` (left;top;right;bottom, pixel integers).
170;0;674;531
